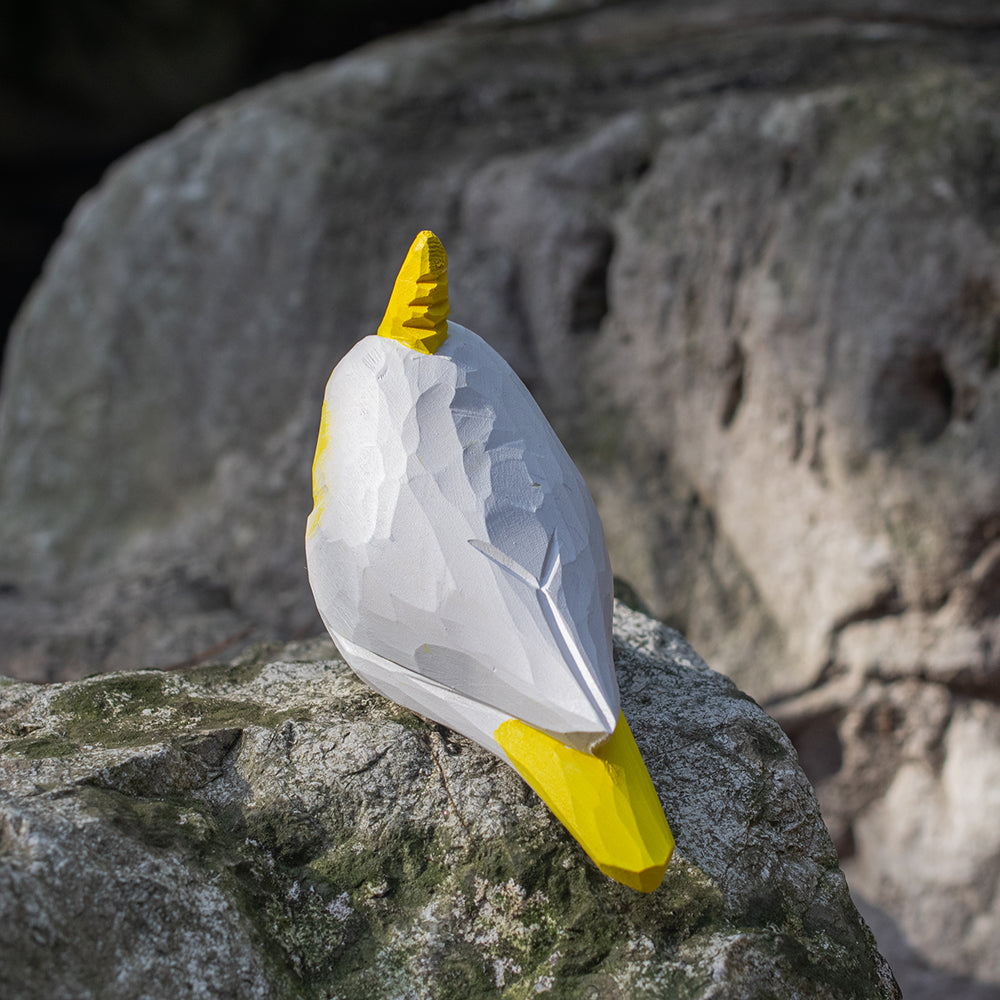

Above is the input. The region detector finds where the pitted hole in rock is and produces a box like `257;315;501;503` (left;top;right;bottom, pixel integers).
720;340;746;429
872;346;954;447
781;708;845;787
569;228;614;336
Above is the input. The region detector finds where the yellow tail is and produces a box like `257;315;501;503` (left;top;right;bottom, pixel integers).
495;712;674;892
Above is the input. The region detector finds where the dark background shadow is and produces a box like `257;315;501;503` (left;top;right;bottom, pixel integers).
0;0;487;368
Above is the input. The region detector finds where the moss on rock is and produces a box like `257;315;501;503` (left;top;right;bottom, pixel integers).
0;612;898;998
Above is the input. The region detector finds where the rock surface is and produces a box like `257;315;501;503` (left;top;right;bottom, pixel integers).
1;0;999;994
2;0;998;698
0;605;897;1000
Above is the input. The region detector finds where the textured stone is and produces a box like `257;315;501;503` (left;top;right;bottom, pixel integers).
1;0;999;993
2;1;997;699
778;679;1000;993
0;606;898;1000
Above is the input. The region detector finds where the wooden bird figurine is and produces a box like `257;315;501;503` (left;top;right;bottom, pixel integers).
306;231;673;891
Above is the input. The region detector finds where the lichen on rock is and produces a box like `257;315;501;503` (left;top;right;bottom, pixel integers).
0;608;898;999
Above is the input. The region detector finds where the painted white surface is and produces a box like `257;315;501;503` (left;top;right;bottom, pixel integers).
307;322;619;752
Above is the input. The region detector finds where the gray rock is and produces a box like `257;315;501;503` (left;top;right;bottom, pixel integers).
1;0;998;993
0;605;898;1000
1;0;998;696
850;893;1000;1000
776;676;1000;994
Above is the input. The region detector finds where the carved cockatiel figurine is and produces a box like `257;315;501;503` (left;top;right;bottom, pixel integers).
306;231;673;891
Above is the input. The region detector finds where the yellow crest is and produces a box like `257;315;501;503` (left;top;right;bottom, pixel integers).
377;230;450;354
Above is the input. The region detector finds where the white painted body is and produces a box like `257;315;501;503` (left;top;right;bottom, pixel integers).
306;323;619;754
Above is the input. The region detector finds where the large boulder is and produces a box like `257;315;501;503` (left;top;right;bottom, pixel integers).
0;606;897;999
1;0;997;696
0;0;998;994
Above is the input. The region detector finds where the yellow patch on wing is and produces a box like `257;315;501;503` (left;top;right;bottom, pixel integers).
311;397;334;506
307;396;335;540
305;499;325;541
495;712;674;893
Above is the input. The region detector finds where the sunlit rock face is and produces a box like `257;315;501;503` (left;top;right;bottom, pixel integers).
0;610;898;1000
0;0;997;993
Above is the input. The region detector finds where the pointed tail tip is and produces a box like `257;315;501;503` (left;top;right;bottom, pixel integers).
378;230;450;353
597;855;673;894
